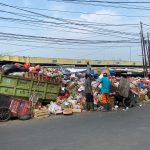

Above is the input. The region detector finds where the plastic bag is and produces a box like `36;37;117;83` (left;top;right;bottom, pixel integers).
48;102;62;115
2;64;19;75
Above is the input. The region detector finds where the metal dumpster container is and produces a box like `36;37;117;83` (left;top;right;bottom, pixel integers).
0;74;61;101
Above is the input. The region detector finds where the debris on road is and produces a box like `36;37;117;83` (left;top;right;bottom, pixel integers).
1;64;150;121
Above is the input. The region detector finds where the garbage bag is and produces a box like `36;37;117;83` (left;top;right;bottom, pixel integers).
9;72;25;77
2;64;20;75
48;102;62;115
19;67;29;72
147;90;150;99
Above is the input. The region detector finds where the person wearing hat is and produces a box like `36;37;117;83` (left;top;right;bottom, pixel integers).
97;73;111;112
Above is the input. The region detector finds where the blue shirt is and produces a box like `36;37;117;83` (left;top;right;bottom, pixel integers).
138;82;144;88
97;77;110;93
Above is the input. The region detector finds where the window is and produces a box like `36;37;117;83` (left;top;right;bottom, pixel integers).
52;59;57;63
77;60;81;64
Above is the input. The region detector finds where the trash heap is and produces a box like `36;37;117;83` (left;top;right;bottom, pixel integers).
46;73;86;115
1;63;63;83
110;76;150;107
1;65;150;122
14;70;150;116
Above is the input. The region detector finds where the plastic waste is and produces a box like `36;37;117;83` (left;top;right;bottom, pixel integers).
48;102;62;115
113;105;118;110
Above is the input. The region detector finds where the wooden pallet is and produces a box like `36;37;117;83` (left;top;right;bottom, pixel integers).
72;109;82;113
33;108;49;118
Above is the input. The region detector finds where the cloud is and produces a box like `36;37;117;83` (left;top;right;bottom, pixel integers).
80;10;121;24
41;9;124;41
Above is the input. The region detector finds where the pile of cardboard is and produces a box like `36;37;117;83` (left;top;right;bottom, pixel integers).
33;108;49;119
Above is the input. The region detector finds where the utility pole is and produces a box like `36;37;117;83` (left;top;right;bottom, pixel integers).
140;22;148;77
146;32;150;77
147;33;150;68
143;37;148;75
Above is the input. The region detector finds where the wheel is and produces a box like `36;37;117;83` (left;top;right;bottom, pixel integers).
123;97;131;107
123;90;136;108
0;107;11;122
130;94;139;107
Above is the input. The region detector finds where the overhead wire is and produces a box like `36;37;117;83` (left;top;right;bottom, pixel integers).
0;4;141;40
0;2;140;37
0;32;139;44
0;41;139;49
0;2;140;27
10;5;150;18
51;0;150;4
0;16;138;39
0;10;140;40
0;1;143;56
50;0;150;11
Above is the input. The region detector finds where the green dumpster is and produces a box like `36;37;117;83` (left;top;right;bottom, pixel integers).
0;74;61;101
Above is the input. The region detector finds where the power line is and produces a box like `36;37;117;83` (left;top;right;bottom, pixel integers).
12;5;150;18
0;2;140;39
50;0;150;11
0;8;140;39
0;32;139;44
51;0;150;4
0;2;140;27
0;1;143;60
0;2;140;36
0;41;140;48
0;16;139;38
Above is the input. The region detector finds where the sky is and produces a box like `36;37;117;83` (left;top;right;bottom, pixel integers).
0;0;150;61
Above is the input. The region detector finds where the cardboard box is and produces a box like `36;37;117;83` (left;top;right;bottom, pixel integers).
72;109;82;113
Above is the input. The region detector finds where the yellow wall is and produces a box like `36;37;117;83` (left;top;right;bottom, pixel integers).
0;55;142;66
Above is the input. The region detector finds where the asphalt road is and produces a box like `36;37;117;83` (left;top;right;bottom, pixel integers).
1;105;150;150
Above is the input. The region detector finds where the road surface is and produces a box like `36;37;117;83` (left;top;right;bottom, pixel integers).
1;105;150;150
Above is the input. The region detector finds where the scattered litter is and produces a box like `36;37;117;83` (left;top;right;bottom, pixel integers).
1;64;150;122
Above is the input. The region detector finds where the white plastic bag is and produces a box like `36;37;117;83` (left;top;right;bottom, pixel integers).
48;102;62;115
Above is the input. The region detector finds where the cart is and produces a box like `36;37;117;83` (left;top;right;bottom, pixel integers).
0;95;32;122
0;94;11;121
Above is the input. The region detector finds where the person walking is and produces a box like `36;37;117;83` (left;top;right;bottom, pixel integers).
85;74;94;111
97;73;111;112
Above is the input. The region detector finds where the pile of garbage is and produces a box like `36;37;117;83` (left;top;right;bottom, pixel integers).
45;71;150;116
111;76;150;106
1;63;63;83
21;69;150;118
1;64;150;121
